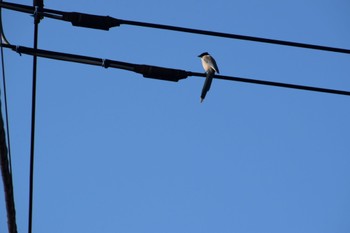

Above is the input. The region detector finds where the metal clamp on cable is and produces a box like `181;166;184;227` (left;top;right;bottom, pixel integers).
33;0;44;23
15;46;22;56
102;59;109;68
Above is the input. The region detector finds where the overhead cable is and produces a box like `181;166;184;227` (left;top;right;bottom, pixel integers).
2;43;350;97
0;0;17;232
1;1;350;54
0;20;12;180
0;101;17;233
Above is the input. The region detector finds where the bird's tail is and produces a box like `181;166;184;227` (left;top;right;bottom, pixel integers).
200;70;214;103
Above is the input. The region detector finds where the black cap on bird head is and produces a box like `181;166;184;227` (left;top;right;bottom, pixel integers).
198;52;209;57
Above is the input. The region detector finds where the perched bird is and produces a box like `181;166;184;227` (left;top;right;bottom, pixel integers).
198;52;220;102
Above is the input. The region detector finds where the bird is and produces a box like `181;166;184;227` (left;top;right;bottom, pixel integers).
198;52;220;103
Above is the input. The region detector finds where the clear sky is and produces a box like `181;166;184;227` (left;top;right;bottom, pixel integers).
1;0;350;233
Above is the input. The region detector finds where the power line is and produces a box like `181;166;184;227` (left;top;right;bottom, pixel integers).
1;1;350;54
2;43;350;97
116;19;350;55
0;41;17;233
189;71;350;96
28;1;43;233
0;1;17;232
0;17;12;177
0;45;16;233
0;99;17;233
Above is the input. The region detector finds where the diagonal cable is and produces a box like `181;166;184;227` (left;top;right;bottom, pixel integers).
0;0;17;232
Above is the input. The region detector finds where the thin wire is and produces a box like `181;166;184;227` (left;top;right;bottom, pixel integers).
0;30;12;175
0;3;18;233
0;98;17;233
28;5;40;233
189;72;350;96
119;19;350;55
0;0;14;176
0;0;12;172
1;1;350;54
0;10;18;233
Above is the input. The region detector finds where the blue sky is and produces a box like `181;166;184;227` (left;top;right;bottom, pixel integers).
1;0;350;233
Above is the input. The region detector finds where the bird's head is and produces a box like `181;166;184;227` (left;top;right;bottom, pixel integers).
198;52;209;58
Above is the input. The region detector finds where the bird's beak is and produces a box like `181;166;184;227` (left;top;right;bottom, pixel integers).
198;55;201;58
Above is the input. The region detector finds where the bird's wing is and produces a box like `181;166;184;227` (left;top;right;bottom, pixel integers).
210;57;220;74
204;56;220;74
